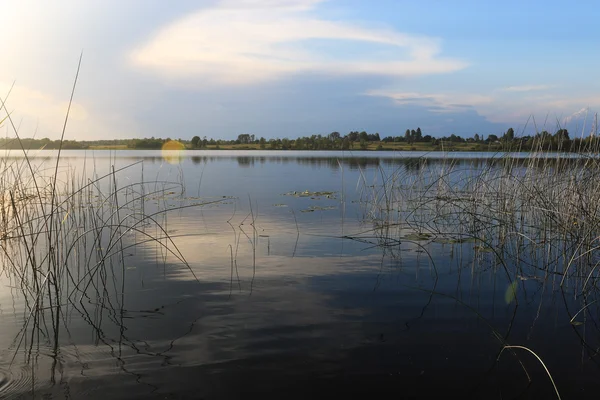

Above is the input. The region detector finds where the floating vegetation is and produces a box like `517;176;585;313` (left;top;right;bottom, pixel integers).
516;274;544;282
474;245;494;253
403;232;433;241
272;203;288;207
282;190;337;199
300;205;337;212
433;236;478;244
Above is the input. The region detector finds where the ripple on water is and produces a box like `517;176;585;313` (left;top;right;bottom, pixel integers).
0;365;34;399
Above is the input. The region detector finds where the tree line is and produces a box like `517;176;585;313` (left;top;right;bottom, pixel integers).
1;127;598;153
191;131;385;150
0;137;86;150
187;127;590;152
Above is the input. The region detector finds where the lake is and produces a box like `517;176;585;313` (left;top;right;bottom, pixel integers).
0;149;598;399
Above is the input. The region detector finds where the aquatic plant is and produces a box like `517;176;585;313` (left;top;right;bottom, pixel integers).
356;135;600;395
0;62;227;396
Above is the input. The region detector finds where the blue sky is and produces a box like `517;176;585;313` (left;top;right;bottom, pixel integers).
1;0;599;140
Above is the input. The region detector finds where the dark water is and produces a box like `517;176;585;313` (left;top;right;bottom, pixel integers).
0;150;598;399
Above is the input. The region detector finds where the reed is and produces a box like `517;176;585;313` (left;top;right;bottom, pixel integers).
357;134;600;394
0;66;227;395
361;142;600;285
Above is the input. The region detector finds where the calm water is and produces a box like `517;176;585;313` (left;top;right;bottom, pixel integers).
0;150;598;399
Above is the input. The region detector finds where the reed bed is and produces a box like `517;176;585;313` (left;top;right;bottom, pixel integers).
356;136;600;396
0;146;224;396
361;139;600;285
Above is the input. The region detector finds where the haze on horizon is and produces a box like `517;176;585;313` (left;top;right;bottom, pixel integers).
1;0;599;142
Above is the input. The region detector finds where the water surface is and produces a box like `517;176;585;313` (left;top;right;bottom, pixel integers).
0;150;598;399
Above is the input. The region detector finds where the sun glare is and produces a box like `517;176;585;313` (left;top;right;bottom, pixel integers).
161;140;185;164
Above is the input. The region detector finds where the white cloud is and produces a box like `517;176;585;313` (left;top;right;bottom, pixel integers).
130;0;467;85
366;90;493;113
545;96;600;109
366;86;600;133
561;107;596;132
486;93;600;126
563;107;588;123
499;84;552;92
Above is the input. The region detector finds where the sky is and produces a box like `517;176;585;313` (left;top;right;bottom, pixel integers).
1;0;599;141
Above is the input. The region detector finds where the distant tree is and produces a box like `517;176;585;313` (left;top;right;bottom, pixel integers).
359;140;369;150
554;129;571;150
332;137;342;149
555;128;570;141
536;130;553;150
359;131;369;142
487;134;499;143
237;134;251;144
191;136;200;148
503;127;515;141
329;132;341;141
259;137;267;149
405;129;411;140
341;137;351;150
474;133;480;142
348;131;359;142
295;137;306;150
415;127;423;141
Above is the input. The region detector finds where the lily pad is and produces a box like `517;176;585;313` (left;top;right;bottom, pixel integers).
283;190;336;198
300;205;337;212
474;245;494;253
403;232;433;241
434;237;478;244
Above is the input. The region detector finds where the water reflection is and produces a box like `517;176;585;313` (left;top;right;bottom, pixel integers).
0;151;599;399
